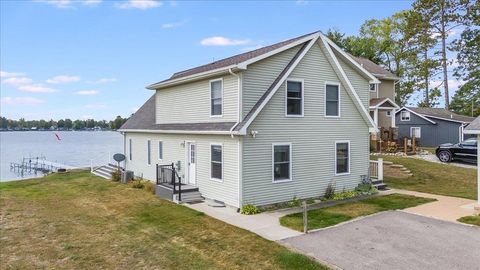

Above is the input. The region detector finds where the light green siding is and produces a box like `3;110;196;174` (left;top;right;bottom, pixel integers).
241;45;302;118
241;43;370;206
156;74;238;124
125;133;240;207
335;51;370;109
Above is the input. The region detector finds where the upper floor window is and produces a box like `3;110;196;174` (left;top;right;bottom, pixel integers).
286;80;304;116
401;111;410;121
325;83;340;117
210;79;223;116
369;83;378;92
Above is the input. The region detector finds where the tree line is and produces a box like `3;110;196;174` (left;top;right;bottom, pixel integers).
0;116;128;131
326;0;479;117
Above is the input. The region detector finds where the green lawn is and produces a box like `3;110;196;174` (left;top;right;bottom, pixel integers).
0;171;327;270
280;194;435;232
458;215;480;226
374;155;477;200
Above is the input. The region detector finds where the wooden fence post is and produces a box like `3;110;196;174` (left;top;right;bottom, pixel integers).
303;201;308;233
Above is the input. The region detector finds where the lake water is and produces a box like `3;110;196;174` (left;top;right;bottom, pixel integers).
0;131;123;181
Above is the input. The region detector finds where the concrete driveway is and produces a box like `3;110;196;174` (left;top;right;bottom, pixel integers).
281;211;480;270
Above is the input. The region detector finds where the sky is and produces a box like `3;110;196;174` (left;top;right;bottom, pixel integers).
1;0;457;121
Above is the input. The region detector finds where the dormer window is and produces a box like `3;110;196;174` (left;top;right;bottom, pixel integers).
369;83;378;92
210;79;223;117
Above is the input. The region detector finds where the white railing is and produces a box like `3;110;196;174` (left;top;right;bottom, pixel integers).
369;158;383;181
90;151;111;173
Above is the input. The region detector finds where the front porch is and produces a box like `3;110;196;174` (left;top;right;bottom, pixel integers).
155;163;203;203
369;98;399;152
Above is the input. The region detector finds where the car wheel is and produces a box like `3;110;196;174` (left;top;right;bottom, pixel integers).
438;151;452;163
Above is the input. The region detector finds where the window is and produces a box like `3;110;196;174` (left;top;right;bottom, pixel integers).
273;143;292;182
286;80;303;116
386;111;392;117
369;83;378;92
158;141;163;160
210;79;223;116
461;138;477;147
129;139;132;161
401;111;410;121
335;141;350;175
147;140;151;165
325;84;340;117
211;144;222;180
410;127;421;138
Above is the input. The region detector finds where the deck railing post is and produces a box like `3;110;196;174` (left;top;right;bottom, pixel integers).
378;158;383;181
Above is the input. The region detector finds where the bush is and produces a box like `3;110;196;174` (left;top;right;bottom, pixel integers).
240;204;260;215
128;179;144;189
355;183;377;194
144;181;155;194
288;196;301;207
324;182;335;200
306;198;316;204
333;190;359;200
111;171;121;182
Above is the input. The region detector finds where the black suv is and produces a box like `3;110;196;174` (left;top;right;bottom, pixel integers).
435;138;477;163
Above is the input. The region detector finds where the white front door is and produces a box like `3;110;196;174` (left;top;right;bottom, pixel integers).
187;143;196;185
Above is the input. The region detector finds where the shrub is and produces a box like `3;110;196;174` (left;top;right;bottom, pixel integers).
111;171;121;182
143;181;155;194
355;183;374;194
128;179;144;189
306;198;316;204
240;204;260;215
324;182;335;200
288;196;301;207
333;190;359;200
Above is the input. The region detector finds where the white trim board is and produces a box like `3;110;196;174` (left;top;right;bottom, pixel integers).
395;107;436;124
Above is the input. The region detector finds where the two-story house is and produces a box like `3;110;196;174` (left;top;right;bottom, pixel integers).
119;31;379;208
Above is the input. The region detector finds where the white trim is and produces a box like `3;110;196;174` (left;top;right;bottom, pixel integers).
324;81;341;118
146;139;152;166
118;129;243;135
464;130;480;134
272;142;293;183
335;140;350;176
417;114;472;124
320;33;380;84
386;111;392;117
395;107;437;124
237;138;242;207
400;111;411;121
238;36;319;134
184;140;196;185
285;78;305;117
410;127;421;138
369;98;399;110
210;143;224;182
210;78;224;117
319;35;377;131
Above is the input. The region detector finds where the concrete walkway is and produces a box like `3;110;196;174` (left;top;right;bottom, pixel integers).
186;201;302;241
385;189;477;222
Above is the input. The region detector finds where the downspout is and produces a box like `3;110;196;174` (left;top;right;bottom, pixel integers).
229;68;241;138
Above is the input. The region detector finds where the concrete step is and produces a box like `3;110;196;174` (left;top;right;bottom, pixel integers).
390;164;405;169
373;183;388;190
92;170;110;179
174;191;203;203
402;170;411;174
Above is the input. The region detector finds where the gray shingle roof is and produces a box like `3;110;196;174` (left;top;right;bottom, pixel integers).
151;31;320;85
350;55;399;81
407;107;475;123
120;95;236;132
465;116;480;131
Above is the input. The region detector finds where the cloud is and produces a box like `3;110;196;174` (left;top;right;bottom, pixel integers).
161;19;188;29
46;75;80;84
89;77;117;84
33;0;72;8
82;0;102;6
200;37;251;46
19;84;56;93
0;70;25;78
74;90;99;95
1;97;45;106
2;77;33;87
84;103;107;109
115;0;162;10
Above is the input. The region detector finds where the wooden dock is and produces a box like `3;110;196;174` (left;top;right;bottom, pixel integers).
10;156;77;176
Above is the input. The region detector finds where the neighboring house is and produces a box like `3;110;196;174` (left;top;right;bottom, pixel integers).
350;56;400;146
119;31;378;208
463;116;480;206
395;107;475;147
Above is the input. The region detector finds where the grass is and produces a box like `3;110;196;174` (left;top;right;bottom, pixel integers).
373;155;477;200
280;194;435;231
457;215;480;226
0;171;328;270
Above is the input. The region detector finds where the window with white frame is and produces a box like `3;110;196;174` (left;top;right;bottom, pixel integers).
325;84;340;117
147;140;151;165
410;127;421;138
158;141;163;160
335;141;350;175
401;111;410;121
210;79;223;116
369;83;378;92
273;143;292;182
386;111;392;117
211;144;222;180
129;138;132;161
286;80;303;116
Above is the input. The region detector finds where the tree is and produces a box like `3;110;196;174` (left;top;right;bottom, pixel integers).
86;119;95;129
412;0;468;109
0;117;7;129
57;119;65;129
326;29;382;63
73;120;85;130
65;119;73;130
